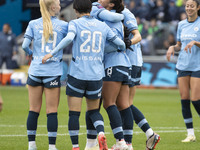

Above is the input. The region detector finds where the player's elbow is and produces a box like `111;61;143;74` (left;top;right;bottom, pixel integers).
138;35;142;42
22;42;28;50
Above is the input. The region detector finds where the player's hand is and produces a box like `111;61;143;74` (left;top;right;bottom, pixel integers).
184;41;195;53
124;37;131;48
42;54;53;64
166;46;175;62
124;37;133;51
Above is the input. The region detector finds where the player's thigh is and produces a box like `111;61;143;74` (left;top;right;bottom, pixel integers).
190;77;200;101
102;81;121;109
86;98;100;111
116;85;130;111
28;85;43;113
44;87;60;114
178;76;190;99
67;95;82;112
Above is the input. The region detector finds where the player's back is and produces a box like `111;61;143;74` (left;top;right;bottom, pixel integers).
25;17;68;76
68;16;113;80
103;13;131;69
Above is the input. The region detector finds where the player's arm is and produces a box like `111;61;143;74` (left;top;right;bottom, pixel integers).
112;37;126;51
22;38;33;56
124;29;142;50
130;29;142;45
98;9;124;22
42;32;75;64
166;41;181;61
184;40;200;53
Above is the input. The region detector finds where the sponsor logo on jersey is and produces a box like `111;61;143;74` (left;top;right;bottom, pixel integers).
50;80;58;86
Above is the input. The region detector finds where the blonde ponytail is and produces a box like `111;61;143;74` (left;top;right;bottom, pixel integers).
39;0;54;42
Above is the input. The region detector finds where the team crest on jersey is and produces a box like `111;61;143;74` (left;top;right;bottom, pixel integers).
194;27;199;32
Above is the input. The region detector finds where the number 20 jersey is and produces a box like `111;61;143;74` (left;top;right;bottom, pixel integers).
24;16;68;76
68;16;117;81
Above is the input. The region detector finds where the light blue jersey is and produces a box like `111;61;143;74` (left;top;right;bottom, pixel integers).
68;16;118;80
103;10;131;69
122;8;143;67
24;16;68;76
176;17;200;71
91;2;124;22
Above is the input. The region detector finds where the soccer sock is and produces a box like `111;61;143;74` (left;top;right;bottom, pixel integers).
88;109;104;134
106;105;124;140
27;111;39;142
192;100;200;116
86;111;98;139
85;111;98;148
181;100;193;134
130;105;153;138
120;107;133;144
68;111;80;148
47;112;58;145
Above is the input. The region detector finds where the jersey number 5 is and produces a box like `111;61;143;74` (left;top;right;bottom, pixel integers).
80;30;102;53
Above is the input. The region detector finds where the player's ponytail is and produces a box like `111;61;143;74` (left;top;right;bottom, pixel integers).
39;0;53;42
110;0;124;13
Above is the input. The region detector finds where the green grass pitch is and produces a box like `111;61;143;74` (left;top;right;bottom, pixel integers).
0;86;200;150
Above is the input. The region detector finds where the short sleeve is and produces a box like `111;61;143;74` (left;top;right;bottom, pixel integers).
122;8;138;32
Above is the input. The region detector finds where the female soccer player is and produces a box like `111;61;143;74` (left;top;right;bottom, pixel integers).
83;1;127;150
22;0;68;150
167;0;200;143
42;0;126;149
122;7;160;150
97;0;133;149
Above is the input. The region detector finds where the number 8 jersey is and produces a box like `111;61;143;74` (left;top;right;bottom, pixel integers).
68;16;117;80
24;16;68;76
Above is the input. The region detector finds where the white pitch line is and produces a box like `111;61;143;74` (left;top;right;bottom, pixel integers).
0;130;200;137
0;125;200;130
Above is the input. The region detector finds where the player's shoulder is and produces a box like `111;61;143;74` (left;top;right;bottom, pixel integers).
29;17;42;25
178;19;188;26
54;17;68;25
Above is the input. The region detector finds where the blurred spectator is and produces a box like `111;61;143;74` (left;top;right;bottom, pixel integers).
136;17;148;38
180;11;187;20
168;0;179;21
148;18;159;35
0;23;18;69
163;33;176;50
178;0;186;16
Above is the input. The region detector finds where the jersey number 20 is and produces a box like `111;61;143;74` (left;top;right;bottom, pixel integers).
80;30;102;53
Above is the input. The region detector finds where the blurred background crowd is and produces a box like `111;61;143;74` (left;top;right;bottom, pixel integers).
124;0;186;55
